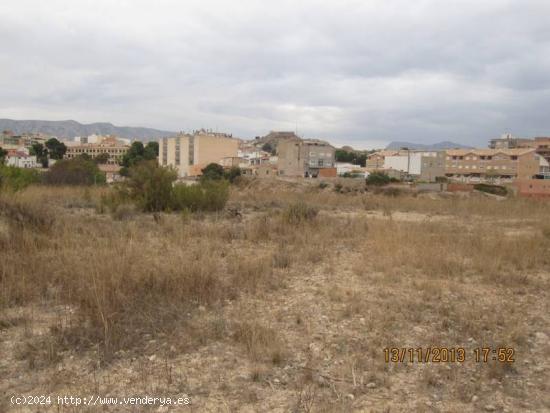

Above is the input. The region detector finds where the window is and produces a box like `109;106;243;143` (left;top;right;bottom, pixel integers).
175;138;180;166
511;156;518;160
189;136;195;165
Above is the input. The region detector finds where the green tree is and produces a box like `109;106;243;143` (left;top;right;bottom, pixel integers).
42;157;106;186
120;141;159;175
121;160;177;212
201;163;225;181
335;149;368;167
144;141;159;158
30;143;48;168
0;147;7;164
94;152;110;164
45;138;67;160
335;149;355;163
224;166;241;183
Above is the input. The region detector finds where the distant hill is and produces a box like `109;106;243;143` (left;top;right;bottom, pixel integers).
0;119;175;141
385;141;472;150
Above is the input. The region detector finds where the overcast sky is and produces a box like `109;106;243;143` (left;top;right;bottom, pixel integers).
1;1;550;148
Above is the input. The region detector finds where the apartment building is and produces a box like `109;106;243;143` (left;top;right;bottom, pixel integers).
366;150;398;170
445;148;539;181
158;130;239;177
1;131;49;150
489;133;533;149
277;138;336;177
64;136;129;165
383;151;445;182
533;137;550;163
5;149;38;168
488;133;550;163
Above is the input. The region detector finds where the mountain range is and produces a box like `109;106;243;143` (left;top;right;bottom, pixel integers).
0;119;175;141
385;140;473;150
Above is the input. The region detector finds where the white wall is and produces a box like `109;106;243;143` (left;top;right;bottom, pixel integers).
384;154;422;175
6;155;38;168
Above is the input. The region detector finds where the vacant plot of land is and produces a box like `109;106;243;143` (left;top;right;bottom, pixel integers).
1;179;549;412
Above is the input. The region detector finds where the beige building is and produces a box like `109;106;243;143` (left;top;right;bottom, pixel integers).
64;136;129;165
159;131;239;177
366;150;398;170
277;138;335;177
445;148;539;182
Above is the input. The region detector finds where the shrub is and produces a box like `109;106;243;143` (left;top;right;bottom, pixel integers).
171;180;229;212
201;163;225;181
224;166;242;183
473;183;508;197
121;160;177;212
282;202;318;224
366;171;391;186
0;165;41;191
42;157;106;186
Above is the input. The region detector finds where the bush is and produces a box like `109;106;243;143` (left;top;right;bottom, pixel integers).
473;183;508;197
42;157;106;186
282;202;318;224
121;160;177;212
171;180;229;212
366;171;391;186
201;163;225;181
0;165;41;191
224;166;242;183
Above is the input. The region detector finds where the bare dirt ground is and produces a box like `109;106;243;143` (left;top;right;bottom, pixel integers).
1;179;549;412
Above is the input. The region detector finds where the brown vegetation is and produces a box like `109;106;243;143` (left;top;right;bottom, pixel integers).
1;179;549;411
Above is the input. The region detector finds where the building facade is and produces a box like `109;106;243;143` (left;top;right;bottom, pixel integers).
64;136;129;165
366;150;398;170
445;148;539;182
5;150;38;168
158;131;239;177
381;151;445;182
277;138;335;177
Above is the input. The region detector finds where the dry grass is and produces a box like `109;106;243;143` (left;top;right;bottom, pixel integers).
1;180;549;411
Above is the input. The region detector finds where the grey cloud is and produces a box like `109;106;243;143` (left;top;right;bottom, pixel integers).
1;0;550;148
